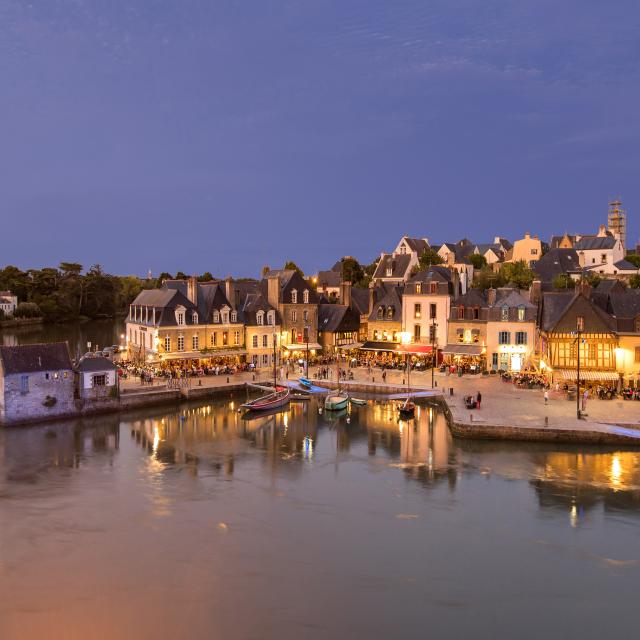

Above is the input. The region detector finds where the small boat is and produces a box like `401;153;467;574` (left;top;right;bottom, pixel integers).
298;377;313;389
325;390;349;411
398;397;415;418
350;397;367;406
242;386;291;412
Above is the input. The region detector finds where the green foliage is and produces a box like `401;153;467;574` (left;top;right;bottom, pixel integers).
472;266;504;290
499;260;535;289
338;257;371;287
553;274;572;290
284;261;304;276
624;254;640;268
585;273;602;287
418;249;444;269
14;302;41;318
175;271;188;280
468;253;487;270
157;272;173;282
629;275;640;289
197;272;214;282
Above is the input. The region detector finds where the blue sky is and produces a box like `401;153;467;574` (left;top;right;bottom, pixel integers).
1;0;639;277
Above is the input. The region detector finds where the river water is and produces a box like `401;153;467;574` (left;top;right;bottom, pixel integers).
1;322;639;639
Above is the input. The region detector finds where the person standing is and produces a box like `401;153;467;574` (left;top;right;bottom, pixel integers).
476;391;482;409
582;388;589;412
544;389;549;405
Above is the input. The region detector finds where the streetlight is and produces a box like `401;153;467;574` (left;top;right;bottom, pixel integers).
575;316;584;419
304;324;311;378
430;317;438;389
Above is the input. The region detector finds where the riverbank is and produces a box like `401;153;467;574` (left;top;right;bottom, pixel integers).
0;317;43;329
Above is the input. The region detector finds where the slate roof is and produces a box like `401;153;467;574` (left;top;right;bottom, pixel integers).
474;243;503;256
406;266;455;295
77;355;117;372
317;270;341;288
318;304;360;333
372;253;412;280
0;343;72;374
494;237;513;251
452;288;487;308
540;292;616;333
549;234;577;249
368;283;404;322
614;260;639;272
606;291;640;319
401;237;430;254
350;288;370;316
239;292;280;326
574;236;617;250
533;249;582;282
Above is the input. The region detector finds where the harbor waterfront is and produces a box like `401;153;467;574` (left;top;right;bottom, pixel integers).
1;396;640;639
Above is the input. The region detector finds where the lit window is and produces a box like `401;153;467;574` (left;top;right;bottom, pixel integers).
501;306;509;321
256;311;264;325
291;310;297;322
178;336;184;351
518;306;525;321
252;335;258;348
303;290;309;304
414;303;421;319
262;335;268;347
234;331;240;345
415;282;422;294
164;336;171;352
192;335;199;350
291;289;298;304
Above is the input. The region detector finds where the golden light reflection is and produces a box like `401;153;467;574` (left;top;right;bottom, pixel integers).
610;455;622;488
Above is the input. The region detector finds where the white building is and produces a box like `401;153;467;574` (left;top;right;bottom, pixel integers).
0;291;18;316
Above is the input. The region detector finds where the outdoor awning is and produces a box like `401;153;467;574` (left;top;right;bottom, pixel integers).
337;342;363;350
161;349;247;361
557;369;620;381
396;344;433;354
442;344;483;356
284;343;322;351
359;341;399;352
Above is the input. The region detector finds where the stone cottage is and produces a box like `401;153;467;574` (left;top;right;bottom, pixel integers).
0;342;75;425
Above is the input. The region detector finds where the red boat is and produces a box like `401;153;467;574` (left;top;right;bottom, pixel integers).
241;385;291;411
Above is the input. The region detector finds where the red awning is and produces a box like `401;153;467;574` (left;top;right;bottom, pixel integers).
396;344;433;354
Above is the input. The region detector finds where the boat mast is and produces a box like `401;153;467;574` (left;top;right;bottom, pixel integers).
273;328;277;388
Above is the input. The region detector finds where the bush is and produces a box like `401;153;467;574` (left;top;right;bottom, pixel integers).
13;302;41;318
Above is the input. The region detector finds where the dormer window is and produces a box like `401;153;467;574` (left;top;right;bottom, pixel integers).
230;311;237;323
222;311;229;324
213;310;220;323
291;289;298;304
415;283;422;294
386;267;393;277
501;306;509;321
400;245;406;254
518;306;525;321
192;312;198;324
377;307;384;320
176;311;185;325
387;306;394;320
256;311;264;325
430;283;437;294
303;290;309;304
267;310;275;326
458;305;465;319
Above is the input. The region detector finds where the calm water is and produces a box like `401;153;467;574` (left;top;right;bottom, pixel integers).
1;396;639;640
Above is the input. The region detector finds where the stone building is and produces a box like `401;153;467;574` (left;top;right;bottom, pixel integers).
0;291;18;316
76;355;118;400
0;342;75;425
240;290;281;370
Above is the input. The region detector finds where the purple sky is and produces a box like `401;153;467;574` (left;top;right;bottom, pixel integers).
2;0;639;278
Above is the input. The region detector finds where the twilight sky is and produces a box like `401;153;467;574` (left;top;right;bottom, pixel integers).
1;0;639;277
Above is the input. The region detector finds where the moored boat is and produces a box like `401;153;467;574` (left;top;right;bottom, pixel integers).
325;390;349;411
398;397;415;418
298;377;313;389
242;386;290;411
350;397;367;406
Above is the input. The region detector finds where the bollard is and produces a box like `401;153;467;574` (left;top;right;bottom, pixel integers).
449;387;454;396
227;377;230;383
198;380;202;387
545;416;549;427
470;414;473;422
434;381;437;388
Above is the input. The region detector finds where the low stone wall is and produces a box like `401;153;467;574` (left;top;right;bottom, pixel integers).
306;380;426;395
0;317;43;329
181;384;247;400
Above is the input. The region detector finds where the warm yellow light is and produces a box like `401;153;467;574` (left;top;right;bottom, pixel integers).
614;347;626;360
399;331;412;345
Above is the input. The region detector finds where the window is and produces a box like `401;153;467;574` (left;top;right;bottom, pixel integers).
377;307;384;320
20;375;29;394
252;335;258;348
192;335;199;350
252;355;258;365
213;310;220;323
414;324;421;341
234;331;240;345
262;335;268;347
414;303;421;319
291;289;298;304
429;324;436;341
400;245;406;254
303;310;308;322
303;290;309;304
415;283;422;294
222;311;229;324
515;331;527;345
456;328;464;343
636;347;640;363
430;283;437;294
211;332;217;346
518;306;525;321
458;306;465;319
267;311;275;326
291;310;297;322
471;329;480;343
386;267;393;277
231;311;237;322
164;336;171;352
473;307;480;320
222;331;228;346
501;306;509;321
177;312;185;325
192;312;198;324
45;373;50;380
492;353;498;367
636;317;640;333
601;253;607;264
262;354;269;366
177;335;184;351
92;374;106;387
387;306;394;319
498;331;511;345
430;303;437;319
576;316;585;332
373;330;380;340
531;248;538;255
256;311;264;325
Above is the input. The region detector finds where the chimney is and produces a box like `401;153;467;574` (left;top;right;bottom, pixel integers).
530;279;542;305
225;276;234;307
524;232;531;240
267;274;280;309
340;281;352;307
487;287;497;307
597;224;607;237
187;276;198;306
368;284;376;316
447;251;455;266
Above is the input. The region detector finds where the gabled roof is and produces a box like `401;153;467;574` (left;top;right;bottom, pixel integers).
368;283;404;321
350;288;370;316
77;356;117;372
0;343;72;374
606;291;640;319
400;236;430;254
474;243;503;256
318;304;360;333
533;249;582;282
540;292;615;333
372;254;412;280
493;289;536;309
614;259;639;272
574;236;617;250
239;292;280;326
317;270;341;288
452;288;487;308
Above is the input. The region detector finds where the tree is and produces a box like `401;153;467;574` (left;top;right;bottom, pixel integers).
417;249;444;269
284;261;304;276
629;275;640;288
157;272;173;282
472;266;504;290
625;254;640;268
553;274;572;290
197;272;214;282
499;260;535;289
340;257;365;286
468;254;487;270
14;302;41;318
261;265;271;277
175;271;188;280
585;273;602;288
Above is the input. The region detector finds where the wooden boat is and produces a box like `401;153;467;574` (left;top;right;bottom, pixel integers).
242;386;290;411
350;397;367;406
298;377;313;389
325;390;349;411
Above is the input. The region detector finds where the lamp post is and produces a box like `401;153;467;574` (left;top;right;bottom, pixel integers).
304;324;310;378
431;317;438;389
575;316;584;420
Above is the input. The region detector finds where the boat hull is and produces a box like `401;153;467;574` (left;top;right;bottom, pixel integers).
242;387;291;411
325;393;349;411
